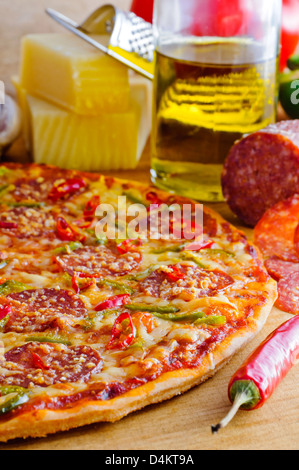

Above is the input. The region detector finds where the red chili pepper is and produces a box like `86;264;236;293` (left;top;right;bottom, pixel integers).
146;191;163;206
146;191;166;217
49;178;86;202
106;312;135;350
0;304;12;320
31;352;50;370
104;177;115;190
0;221;18;229
191;0;249;38
83;195;100;222
165;265;185;282
116;239;142;254
95;294;130;312
170;215;204;240
70;272;102;294
212;315;299;433
184;240;214;251
77;195;100;229
74;272;101;279
56;217;85;242
71;274;80;294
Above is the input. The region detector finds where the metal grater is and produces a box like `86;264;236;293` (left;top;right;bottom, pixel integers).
46;4;155;80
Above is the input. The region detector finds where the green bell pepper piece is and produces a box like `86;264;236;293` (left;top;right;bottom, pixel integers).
126;304;180;314
0;386;29;416
202;249;235;257
0;280;30;296
151;243;186;254
287;55;299;71
194;315;227;326
82;316;96;331
0;184;15;198
123;189;147;206
181;252;206;268
53;241;83;255
97;279;135;295
126;267;155;281
0;167;11;177
0;315;9;331
0;259;11;270
25;334;71;346
153;311;206;322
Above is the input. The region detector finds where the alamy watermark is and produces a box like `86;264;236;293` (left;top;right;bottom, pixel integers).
94;197;204;241
290;80;299;105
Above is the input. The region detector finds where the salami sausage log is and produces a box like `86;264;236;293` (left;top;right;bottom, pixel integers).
222;120;299;227
265;257;299;281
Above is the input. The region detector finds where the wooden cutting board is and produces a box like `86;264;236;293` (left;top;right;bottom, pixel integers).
0;0;298;451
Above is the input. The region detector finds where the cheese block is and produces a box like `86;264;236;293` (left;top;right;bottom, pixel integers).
129;72;152;163
20;33;131;115
12;77;152;171
29;95;140;171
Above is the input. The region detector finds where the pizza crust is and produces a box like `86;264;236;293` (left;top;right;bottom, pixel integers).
0;278;276;442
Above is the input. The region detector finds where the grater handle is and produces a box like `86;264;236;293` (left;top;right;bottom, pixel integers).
45;8;154;80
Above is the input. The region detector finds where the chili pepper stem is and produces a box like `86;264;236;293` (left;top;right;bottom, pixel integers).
211;391;250;434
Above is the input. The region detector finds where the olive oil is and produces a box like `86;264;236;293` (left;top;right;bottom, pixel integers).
151;38;279;202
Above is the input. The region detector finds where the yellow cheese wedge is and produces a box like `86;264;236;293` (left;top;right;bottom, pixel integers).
129;72;152;162
20;33;131;116
28;95;140;171
12;76;152;171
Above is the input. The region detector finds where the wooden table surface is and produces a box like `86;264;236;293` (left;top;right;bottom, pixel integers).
0;0;298;451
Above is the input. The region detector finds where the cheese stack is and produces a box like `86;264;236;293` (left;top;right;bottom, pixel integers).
14;33;152;171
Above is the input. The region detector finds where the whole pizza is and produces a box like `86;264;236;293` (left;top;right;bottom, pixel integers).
0;163;276;441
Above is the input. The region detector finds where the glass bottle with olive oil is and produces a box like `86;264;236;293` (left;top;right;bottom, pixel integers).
151;37;280;202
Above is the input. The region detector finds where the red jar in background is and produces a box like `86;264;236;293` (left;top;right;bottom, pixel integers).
280;0;299;70
130;0;154;23
130;0;299;71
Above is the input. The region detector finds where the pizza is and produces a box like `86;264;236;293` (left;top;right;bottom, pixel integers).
0;163;276;442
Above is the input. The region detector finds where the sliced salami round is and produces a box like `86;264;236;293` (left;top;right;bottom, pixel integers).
264;257;299;281
4;288;87;333
1;342;103;388
13;167;82;203
138;264;234;301
13;177;56;202
254;194;299;262
222;120;299;227
55;245;142;277
276;272;299;315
